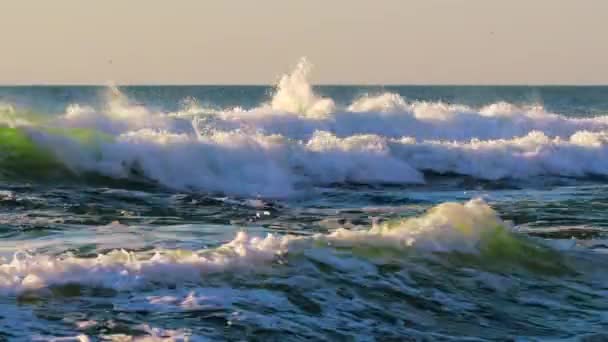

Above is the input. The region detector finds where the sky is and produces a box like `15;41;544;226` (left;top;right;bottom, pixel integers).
1;0;607;85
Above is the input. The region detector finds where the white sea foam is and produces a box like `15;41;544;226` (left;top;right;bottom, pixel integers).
390;130;608;180
33;125;608;197
268;58;335;118
101;324;194;342
34;324;195;342
347;92;408;112
5;59;608;196
319;198;508;253
0;199;517;294
212;95;608;142
58;87;184;134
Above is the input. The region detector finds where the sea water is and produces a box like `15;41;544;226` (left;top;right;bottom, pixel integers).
0;60;608;340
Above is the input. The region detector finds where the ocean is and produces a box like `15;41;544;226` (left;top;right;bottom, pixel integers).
1;61;608;340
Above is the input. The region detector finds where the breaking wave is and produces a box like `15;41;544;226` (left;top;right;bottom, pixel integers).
3;59;608;196
0;199;562;295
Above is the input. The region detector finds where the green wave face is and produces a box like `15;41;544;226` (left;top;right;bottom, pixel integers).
0;125;113;179
0;127;64;178
461;226;571;276
326;219;571;276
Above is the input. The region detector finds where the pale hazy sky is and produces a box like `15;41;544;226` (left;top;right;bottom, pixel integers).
1;0;607;85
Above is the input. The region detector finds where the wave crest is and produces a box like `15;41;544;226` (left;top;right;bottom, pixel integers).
1;199;549;295
269;57;335;118
3;59;608;196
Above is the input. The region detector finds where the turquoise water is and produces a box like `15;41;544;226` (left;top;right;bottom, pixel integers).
1;71;608;340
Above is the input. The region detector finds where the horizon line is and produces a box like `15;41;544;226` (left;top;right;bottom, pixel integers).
1;83;608;87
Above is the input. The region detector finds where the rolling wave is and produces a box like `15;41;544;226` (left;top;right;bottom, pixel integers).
0;199;563;295
2;59;608;196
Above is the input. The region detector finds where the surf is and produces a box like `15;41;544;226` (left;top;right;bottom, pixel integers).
0;199;570;296
3;60;608;197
